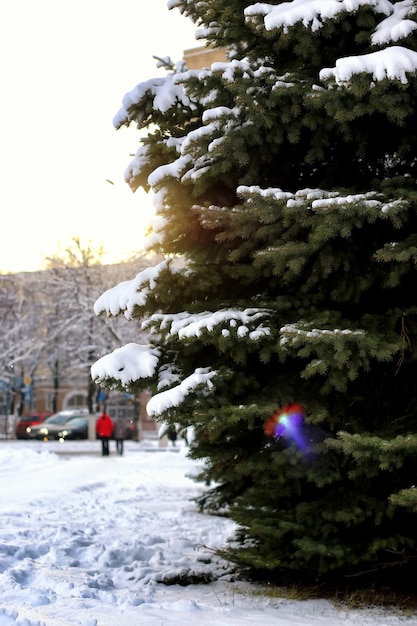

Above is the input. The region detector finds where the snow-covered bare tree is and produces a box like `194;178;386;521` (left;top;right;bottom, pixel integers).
0;240;150;416
0;273;46;413
43;238;145;412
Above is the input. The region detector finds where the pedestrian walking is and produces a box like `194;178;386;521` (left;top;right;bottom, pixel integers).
113;416;126;456
96;411;114;456
167;426;177;447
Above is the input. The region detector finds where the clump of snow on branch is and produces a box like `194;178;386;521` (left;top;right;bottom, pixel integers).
123;144;152;191
143;215;169;249
148;154;193;186
320;46;417;85
147;368;217;416
156;364;182;391
372;0;417;45
144;308;271;340
94;260;170;320
113;74;196;129
245;0;398;34
91;343;160;387
280;324;364;348
237;186;406;213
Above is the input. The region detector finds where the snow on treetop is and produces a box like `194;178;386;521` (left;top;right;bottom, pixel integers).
245;0;396;34
115;2;417;196
245;1;417;84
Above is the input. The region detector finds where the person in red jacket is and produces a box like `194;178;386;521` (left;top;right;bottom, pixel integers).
96;411;114;456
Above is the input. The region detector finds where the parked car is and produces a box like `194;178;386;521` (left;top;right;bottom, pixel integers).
26;409;88;440
15;412;53;439
56;417;90;441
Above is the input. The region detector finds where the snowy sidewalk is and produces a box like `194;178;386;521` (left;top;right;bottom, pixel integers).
0;443;416;625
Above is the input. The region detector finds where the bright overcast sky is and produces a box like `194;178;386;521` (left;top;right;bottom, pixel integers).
0;0;198;274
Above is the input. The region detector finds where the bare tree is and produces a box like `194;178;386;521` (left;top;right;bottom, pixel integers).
0;239;149;417
42;238;145;412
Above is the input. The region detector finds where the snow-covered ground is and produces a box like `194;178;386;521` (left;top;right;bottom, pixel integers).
0;438;416;626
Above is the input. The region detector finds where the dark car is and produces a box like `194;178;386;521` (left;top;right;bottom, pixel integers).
56;417;90;441
26;409;88;440
15;412;53;439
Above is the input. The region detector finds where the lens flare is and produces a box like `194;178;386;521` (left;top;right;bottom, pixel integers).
264;403;306;449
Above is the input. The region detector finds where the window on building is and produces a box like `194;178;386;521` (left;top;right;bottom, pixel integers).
66;393;87;409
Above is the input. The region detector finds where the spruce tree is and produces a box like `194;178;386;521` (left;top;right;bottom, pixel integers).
92;0;417;586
